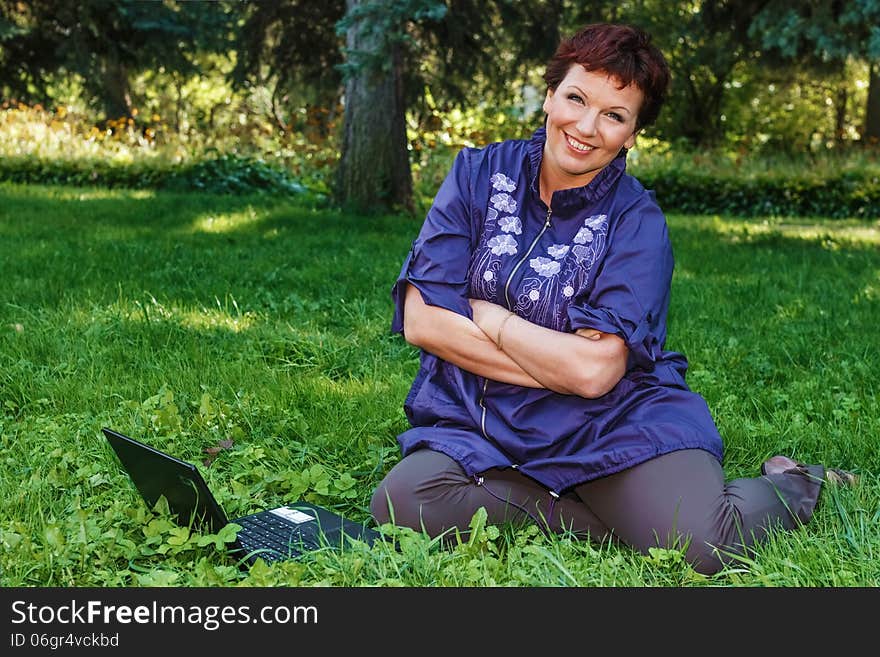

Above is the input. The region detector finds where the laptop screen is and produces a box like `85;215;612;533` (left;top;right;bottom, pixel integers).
103;427;230;534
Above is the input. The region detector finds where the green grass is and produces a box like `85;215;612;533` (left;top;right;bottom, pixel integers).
1;182;878;587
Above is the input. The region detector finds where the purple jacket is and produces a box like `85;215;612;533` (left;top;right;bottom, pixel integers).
391;127;723;495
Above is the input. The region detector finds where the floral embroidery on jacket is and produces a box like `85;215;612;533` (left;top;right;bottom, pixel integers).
469;171;523;299
469;172;610;331
499;215;522;234
574;226;594;244
513;213;610;330
529;256;561;277
547;244;569;259
488;234;518;256
490;172;516;192
490;192;518;214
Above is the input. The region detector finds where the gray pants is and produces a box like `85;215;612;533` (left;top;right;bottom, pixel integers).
370;448;824;575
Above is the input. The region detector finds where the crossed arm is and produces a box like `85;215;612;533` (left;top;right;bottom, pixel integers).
402;283;628;398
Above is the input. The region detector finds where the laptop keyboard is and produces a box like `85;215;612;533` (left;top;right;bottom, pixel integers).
234;514;322;562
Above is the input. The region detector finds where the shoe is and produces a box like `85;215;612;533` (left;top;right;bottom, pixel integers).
761;455;858;487
824;467;859;487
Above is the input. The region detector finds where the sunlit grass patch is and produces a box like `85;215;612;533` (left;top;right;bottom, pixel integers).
111;295;259;333
701;214;880;247
188;208;264;234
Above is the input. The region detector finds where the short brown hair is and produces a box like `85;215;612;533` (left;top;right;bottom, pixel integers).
543;23;670;130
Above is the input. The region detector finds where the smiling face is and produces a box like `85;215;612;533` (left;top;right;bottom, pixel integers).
540;65;643;201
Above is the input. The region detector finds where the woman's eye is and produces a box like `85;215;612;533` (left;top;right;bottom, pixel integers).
567;93;584;104
606;112;623;122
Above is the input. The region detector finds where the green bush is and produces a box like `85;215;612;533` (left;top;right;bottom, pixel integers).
0;102;326;200
627;138;880;219
638;169;880;219
0;154;312;198
163;154;309;196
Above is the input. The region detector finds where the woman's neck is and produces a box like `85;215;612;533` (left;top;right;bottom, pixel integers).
539;165;599;207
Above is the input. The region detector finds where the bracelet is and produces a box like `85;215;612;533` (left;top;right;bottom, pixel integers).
496;312;515;351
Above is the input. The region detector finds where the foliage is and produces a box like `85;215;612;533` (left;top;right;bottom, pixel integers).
630;144;880;218
3;0;880;205
748;0;880;142
622;0;772;147
231;0;346;136
750;1;880;61
0;101;327;198
641;169;880;219
0;154;312;197
719;59;870;154
165;154;310;196
227;0;610;149
0;0;233;119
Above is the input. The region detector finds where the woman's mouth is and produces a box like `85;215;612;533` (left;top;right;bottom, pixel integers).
565;133;595;152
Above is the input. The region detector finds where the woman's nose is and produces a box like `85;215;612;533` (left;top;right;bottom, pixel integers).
576;109;599;137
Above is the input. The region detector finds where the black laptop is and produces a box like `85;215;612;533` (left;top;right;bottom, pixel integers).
102;427;381;566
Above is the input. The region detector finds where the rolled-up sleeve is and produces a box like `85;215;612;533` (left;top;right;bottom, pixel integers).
567;196;673;371
391;147;476;334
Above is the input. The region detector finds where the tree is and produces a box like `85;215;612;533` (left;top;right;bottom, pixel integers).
750;0;880;145
620;0;772;148
335;0;449;212
231;0;346;136
0;0;231;119
869;65;880;144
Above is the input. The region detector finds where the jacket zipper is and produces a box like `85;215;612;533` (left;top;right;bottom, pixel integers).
479;378;491;439
503;207;553;310
479;206;552;453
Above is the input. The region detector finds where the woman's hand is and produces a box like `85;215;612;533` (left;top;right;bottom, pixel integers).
408;286;625;396
577;327;602;341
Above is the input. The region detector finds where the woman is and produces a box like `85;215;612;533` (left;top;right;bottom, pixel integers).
370;23;855;575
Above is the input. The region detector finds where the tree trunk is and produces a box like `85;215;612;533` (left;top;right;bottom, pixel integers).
834;82;848;145
174;73;183;135
336;0;413;213
679;71;726;148
101;58;132;120
864;62;880;145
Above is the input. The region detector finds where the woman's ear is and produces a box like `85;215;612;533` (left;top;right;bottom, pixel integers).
624;128;640;150
542;88;554;115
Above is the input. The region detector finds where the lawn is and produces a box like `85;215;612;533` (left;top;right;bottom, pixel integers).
1;182;878;587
